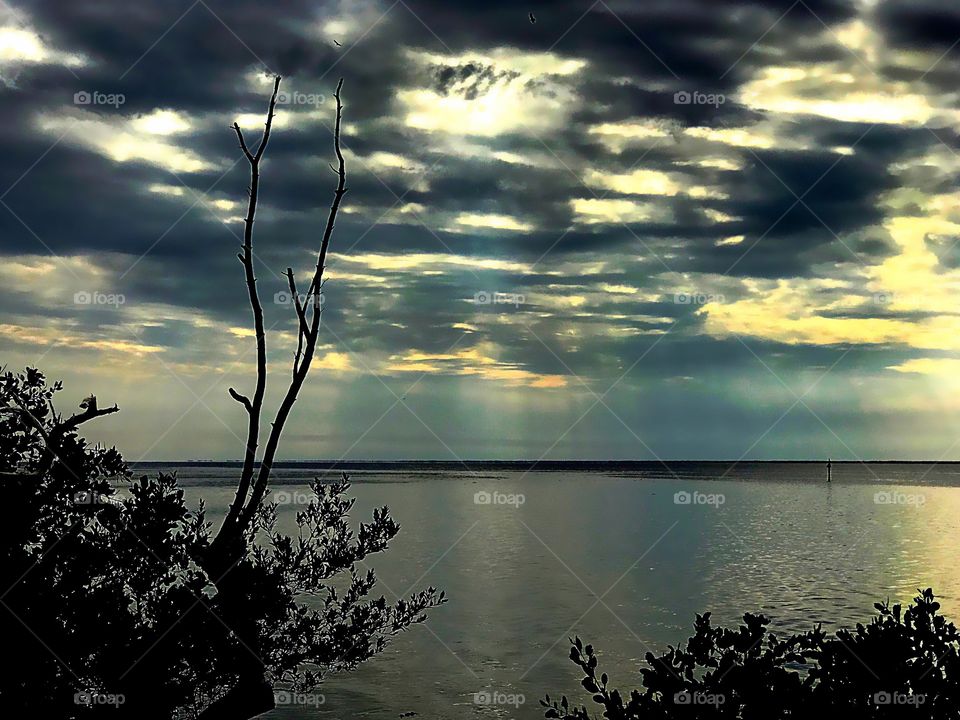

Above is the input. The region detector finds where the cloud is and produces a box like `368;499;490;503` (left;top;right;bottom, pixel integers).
451;212;533;232
570;197;671;224
0;24;85;82
36;109;215;173
738;65;946;126
887;358;960;375
397;48;586;137
386;346;567;388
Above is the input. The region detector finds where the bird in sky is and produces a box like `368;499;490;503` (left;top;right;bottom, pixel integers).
529;12;536;24
333;39;342;47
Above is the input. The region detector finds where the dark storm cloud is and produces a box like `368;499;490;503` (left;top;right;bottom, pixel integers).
432;62;520;100
708;146;896;271
395;0;859;88
876;0;960;50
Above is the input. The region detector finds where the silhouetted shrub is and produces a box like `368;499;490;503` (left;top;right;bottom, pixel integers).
543;588;960;719
0;367;443;719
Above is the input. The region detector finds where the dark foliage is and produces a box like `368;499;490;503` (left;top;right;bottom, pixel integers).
544;589;960;719
0;368;442;720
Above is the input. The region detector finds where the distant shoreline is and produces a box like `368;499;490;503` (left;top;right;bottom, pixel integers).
130;459;960;468
126;460;960;488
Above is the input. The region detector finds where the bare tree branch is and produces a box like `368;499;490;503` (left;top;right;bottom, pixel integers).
1;396;117;437
232;124;255;164
285;267;309;377
239;77;347;529
58;402;120;433
1;395;118;481
221;75;282;533
228;387;252;413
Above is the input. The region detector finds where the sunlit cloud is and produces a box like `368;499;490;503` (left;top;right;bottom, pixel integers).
329;252;534;274
387;346;566;388
397;48;586;137
37;111;214;173
585;168;726;200
888;358;960;376
701;278;960;352
570;197;670;224
738;64;951;126
0;25;85;73
131;110;193;136
451;212;533;232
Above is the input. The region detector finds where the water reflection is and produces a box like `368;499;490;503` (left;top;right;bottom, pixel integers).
162;466;960;718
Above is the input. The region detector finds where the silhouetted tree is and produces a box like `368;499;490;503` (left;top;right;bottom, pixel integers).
543;588;960;719
0;77;443;720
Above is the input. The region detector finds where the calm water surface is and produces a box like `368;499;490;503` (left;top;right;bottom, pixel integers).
136;462;960;718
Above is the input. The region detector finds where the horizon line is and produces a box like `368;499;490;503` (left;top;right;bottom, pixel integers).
128;458;960;465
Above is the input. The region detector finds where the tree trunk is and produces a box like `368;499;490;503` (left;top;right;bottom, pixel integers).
194;534;275;720
197;677;274;720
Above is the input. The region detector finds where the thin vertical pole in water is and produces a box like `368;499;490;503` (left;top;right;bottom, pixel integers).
827;458;832;482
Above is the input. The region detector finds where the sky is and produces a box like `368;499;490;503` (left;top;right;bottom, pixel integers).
2;0;960;461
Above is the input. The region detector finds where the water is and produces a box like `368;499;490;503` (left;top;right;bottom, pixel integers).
132;461;960;718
